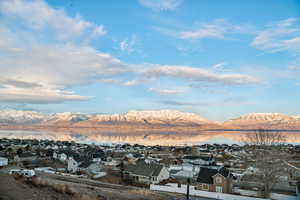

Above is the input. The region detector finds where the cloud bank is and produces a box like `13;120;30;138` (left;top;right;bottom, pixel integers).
0;0;261;104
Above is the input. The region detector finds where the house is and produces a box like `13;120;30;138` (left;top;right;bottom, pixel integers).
91;150;106;162
196;166;233;193
123;159;169;185
182;155;215;166
0;157;8;167
38;149;54;159
67;156;97;173
14;152;37;162
78;161;102;174
102;157;121;169
67;156;82;173
169;163;200;180
54;150;79;163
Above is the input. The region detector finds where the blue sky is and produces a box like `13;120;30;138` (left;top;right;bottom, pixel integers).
1;0;300;121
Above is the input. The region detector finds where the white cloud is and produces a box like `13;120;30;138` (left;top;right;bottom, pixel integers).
0;34;128;103
180;23;225;39
138;0;183;11
142;65;260;85
0;87;90;104
0;0;262;104
212;62;227;71
289;65;300;70
158;98;256;107
154;19;250;41
122;80;140;86
0;0;106;41
252;18;300;54
179;19;244;40
149;88;185;95
0;31;128;88
100;79;140;87
0;0;126;104
119;35;138;54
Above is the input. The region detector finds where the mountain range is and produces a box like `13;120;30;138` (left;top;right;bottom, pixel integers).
0;109;300;130
1;109;300;145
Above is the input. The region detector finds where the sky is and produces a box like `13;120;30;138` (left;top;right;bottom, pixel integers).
1;0;300;121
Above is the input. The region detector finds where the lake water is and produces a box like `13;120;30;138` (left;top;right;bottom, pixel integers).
0;129;300;146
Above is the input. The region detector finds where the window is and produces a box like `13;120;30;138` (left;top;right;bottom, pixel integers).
216;177;222;184
216;186;223;193
202;184;209;190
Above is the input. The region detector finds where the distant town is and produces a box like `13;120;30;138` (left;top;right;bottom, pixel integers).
0;132;299;200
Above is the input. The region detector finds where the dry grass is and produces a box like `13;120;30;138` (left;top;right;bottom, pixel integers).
130;188;153;195
31;177;49;187
51;183;75;195
74;193;101;200
12;174;23;180
25;177;75;195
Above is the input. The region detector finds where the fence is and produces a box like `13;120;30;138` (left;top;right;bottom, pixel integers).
150;183;298;200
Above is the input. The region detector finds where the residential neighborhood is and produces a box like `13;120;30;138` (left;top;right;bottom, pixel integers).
0;137;299;200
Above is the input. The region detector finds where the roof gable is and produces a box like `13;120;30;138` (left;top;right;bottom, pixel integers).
197;166;230;184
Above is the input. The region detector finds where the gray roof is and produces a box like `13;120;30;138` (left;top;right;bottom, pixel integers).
197;166;230;184
57;149;79;157
124;160;163;177
19;152;36;158
183;155;213;161
79;160;94;168
73;156;87;163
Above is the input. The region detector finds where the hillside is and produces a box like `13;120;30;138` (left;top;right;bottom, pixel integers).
223;113;300;129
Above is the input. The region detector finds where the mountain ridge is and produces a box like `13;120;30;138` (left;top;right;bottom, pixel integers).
0;109;300;129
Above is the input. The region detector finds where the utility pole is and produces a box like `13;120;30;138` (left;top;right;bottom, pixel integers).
186;178;190;200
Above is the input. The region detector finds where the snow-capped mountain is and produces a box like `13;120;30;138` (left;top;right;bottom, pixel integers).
223;112;300;129
0;109;214;126
0;109;49;125
294;115;300;120
226;113;296;123
88;110;213;125
46;112;90;124
126;110;212;124
1;109;300;129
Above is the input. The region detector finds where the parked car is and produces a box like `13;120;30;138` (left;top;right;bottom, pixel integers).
9;169;36;177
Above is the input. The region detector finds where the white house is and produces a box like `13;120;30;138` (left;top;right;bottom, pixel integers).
67;157;80;173
67;156;95;173
123;160;169;184
54;150;77;163
0;157;8;167
169;163;201;180
59;153;68;162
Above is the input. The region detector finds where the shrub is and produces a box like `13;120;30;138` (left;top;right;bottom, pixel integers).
51;183;76;195
31;177;49;187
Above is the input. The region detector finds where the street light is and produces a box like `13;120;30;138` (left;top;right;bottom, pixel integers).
186;178;191;200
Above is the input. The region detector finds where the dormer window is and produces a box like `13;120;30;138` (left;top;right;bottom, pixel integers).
216;177;222;184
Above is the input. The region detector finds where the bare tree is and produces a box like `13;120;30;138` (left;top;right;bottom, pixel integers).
242;129;286;147
241;130;288;197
